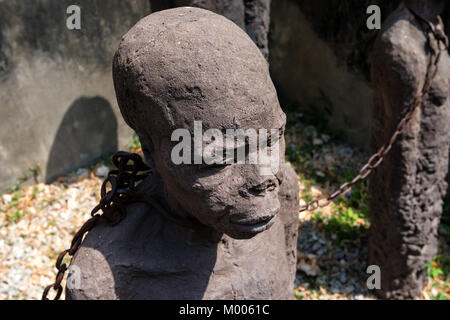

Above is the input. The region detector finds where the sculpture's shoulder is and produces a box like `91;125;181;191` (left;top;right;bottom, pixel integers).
65;221;118;300
376;7;424;50
277;162;299;224
278;163;299;200
66;200;220;300
66;201;168;300
373;7;429;82
372;6;450;110
276;162;299;288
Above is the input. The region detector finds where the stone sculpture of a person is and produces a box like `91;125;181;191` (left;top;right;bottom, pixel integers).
66;7;299;300
369;0;450;299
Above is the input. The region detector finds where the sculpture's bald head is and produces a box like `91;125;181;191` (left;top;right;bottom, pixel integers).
113;7;286;239
113;6;284;140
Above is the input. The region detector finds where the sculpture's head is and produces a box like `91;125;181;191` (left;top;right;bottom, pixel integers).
113;7;286;239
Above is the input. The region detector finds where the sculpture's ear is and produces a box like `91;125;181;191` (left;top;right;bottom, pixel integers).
137;131;155;169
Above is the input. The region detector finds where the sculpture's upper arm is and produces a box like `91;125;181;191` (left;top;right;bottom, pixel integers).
66;227;118;300
277;163;299;279
372;10;429;114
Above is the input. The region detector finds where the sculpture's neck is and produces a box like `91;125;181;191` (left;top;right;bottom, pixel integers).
405;0;445;22
140;172;223;244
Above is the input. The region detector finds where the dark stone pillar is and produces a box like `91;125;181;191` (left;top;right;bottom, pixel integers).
369;3;450;299
150;0;271;60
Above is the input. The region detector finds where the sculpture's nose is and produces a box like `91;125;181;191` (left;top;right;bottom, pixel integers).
236;165;278;197
238;172;278;198
247;178;277;196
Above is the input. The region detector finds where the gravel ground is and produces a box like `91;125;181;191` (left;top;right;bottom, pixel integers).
295;201;374;300
0;170;103;300
285;118;375;299
287;116;449;300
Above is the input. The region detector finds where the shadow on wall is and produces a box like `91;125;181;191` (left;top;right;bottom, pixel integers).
45;96;118;183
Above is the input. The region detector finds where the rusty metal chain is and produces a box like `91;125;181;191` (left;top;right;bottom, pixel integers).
299;8;449;213
42;151;151;300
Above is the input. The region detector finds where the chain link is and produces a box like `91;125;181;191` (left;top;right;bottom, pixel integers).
300;8;449;213
42;151;151;300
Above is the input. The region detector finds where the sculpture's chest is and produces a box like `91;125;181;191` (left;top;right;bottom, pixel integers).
114;217;292;299
71;212;294;300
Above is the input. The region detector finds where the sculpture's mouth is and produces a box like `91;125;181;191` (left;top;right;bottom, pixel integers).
230;214;276;234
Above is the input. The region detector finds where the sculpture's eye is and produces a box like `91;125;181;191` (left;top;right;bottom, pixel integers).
197;162;230;171
208;163;230;169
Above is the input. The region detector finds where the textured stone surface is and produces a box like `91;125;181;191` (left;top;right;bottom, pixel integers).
269;0;375;148
290;0;402;80
150;0;271;60
0;0;151;190
369;1;450;299
67;7;299;300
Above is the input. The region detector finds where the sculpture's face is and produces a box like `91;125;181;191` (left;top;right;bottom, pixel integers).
113;7;288;238
150;105;287;239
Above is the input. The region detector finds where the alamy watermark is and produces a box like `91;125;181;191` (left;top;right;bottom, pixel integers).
367;5;381;30
366;265;381;290
66;5;81;30
171;121;281;176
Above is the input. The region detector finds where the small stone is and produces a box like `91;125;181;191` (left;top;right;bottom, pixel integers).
311;242;322;252
315;171;325;177
438;225;448;236
331;287;340;294
2;194;12;204
313;138;323;146
339;273;347;284
324;154;334;163
76;168;89;179
316;247;328;256
95;165;109;178
304;126;316;137
310;186;321;195
344;285;354;293
297;261;320;277
334;250;344;259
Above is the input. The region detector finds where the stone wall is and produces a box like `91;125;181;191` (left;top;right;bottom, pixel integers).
0;0;151;189
270;0;450;149
270;0;402;148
